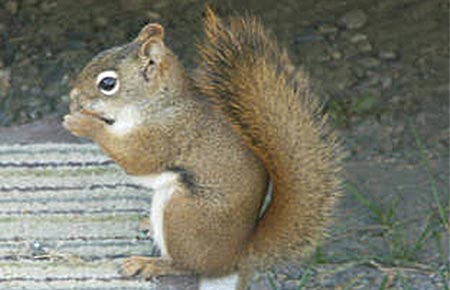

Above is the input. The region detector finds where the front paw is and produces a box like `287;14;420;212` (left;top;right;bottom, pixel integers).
121;256;145;278
121;256;157;279
63;113;105;138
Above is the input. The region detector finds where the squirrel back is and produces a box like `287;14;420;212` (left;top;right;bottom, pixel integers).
196;8;343;271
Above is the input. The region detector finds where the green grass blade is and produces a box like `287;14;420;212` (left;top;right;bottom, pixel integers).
378;274;389;290
297;266;312;290
266;273;279;290
411;215;434;255
410;123;448;228
346;182;384;222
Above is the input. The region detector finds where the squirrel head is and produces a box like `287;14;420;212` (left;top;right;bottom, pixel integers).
69;23;187;134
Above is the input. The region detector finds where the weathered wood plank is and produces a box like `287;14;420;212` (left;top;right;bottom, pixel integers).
0;239;153;260
0;144;196;289
0;214;142;240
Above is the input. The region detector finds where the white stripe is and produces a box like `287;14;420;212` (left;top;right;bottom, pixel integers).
131;172;178;257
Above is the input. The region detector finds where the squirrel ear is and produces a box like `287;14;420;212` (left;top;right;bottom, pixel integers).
136;23;165;61
139;38;165;62
136;23;164;43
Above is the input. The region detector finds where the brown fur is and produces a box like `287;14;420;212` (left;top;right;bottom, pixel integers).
196;8;343;282
63;8;342;290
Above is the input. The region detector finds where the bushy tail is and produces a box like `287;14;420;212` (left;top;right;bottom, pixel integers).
196;8;343;270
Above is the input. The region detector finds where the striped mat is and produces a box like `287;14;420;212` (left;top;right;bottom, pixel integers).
0;143;167;290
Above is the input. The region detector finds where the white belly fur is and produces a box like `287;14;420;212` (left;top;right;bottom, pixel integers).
131;172;179;257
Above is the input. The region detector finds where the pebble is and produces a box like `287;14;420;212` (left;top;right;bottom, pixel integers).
4;0;18;15
283;279;301;290
146;11;161;20
349;33;368;43
358;57;381;68
95;16;109;27
357;41;373;53
389;95;402;105
330;50;342;60
29;240;48;256
378;50;397;60
40;1;57;13
339;9;368;30
318;23;339;34
380;75;393;89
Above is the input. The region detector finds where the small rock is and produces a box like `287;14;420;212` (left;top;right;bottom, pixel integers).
390;95;402;105
4;0;18;15
357;41;373;53
336;80;349;91
40;1;57;13
146;11;161;20
358;57;381;68
318;23;339;34
349;33;368;43
95;16;109;27
276;273;288;281
339;9;368;30
380;75;393;89
378;50;397;60
318;54;331;62
29;241;49;256
283;279;301;290
330;50;342;60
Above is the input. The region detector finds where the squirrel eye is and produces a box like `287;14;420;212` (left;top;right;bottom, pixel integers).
96;70;119;96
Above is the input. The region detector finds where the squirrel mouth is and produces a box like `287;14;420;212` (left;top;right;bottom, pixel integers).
80;109;115;125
